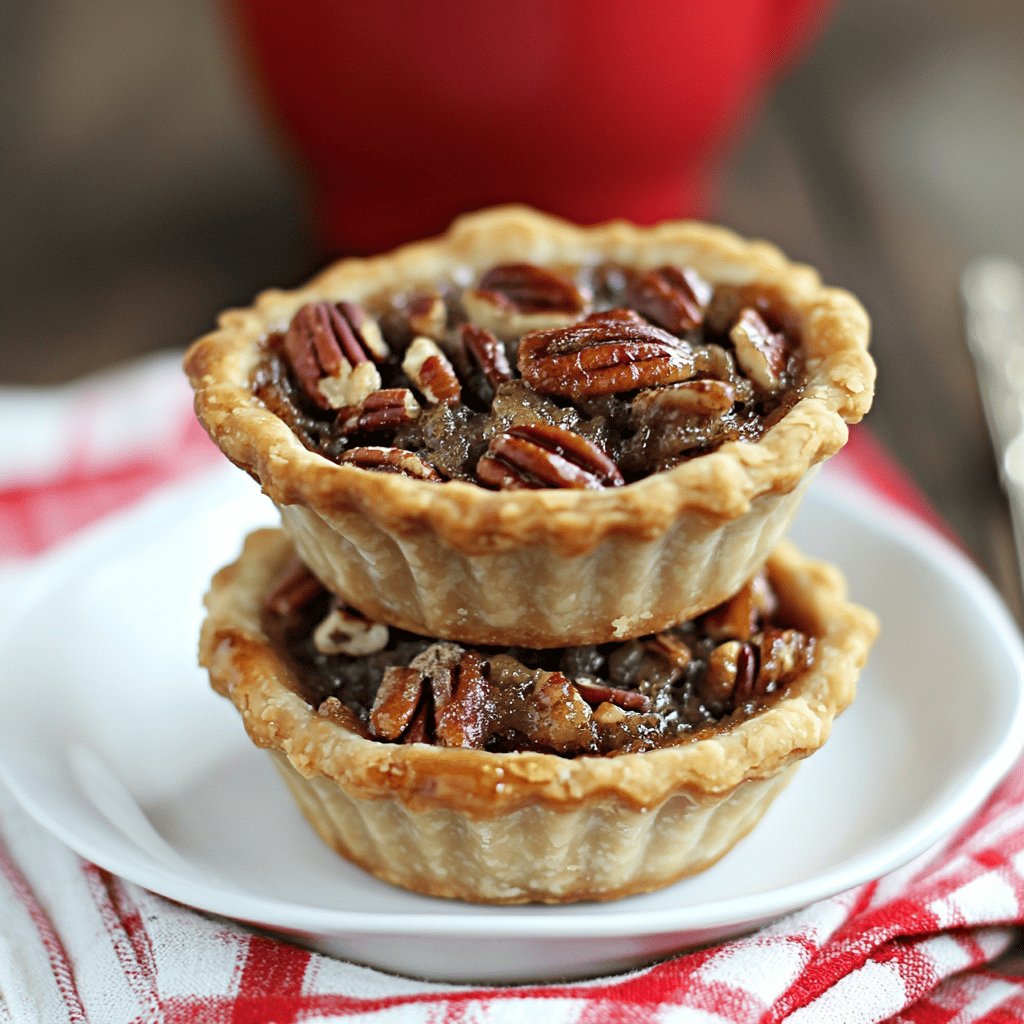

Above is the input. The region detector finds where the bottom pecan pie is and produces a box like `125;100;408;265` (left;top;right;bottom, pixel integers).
200;530;877;904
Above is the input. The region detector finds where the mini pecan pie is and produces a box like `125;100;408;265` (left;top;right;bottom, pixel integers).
200;529;877;904
185;206;874;646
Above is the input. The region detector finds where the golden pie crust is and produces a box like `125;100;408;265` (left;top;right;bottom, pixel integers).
185;206;874;647
199;529;878;904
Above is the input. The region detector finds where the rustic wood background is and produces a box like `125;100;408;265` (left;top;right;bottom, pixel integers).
3;0;1022;614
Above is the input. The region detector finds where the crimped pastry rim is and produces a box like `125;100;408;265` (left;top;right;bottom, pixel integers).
200;529;879;817
183;206;874;554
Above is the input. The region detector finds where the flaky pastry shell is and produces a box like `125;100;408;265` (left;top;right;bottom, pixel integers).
200;529;878;904
185;206;874;647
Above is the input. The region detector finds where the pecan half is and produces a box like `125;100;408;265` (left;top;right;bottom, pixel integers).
626;265;713;333
339;300;389;361
477;262;585;312
435;651;492;748
312;604;389;656
757;627;813;686
264;559;322;617
530;670;597;754
572;678;650;712
476;423;623;490
732;641;759;705
461;323;512;389
592;701;627;726
406;292;447;340
463;263;587;339
646;633;693;672
408;641;463;722
750;573;778;622
339;446;444;481
402;700;431;744
337;388;420;434
316;358;383;413
590;262;630;303
370;667;424;740
517;308;697;399
317;696;370;737
703;640;754;708
283;301;388;409
702;636;798;712
730;308;788;392
630;379;736;425
402;337;462;405
701;580;759;641
688;345;755;404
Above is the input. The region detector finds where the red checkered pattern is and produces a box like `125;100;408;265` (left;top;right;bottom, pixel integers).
1;354;1022;1023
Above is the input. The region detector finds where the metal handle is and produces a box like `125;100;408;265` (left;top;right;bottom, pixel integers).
962;257;1024;594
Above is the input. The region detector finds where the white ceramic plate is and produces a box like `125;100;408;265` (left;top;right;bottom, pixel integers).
1;468;1022;983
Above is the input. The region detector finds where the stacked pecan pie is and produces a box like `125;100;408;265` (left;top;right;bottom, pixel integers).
187;207;878;903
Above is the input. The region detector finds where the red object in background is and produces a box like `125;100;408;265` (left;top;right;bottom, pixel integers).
228;0;827;254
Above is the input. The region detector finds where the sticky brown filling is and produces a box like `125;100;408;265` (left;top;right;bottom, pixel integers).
252;262;805;487
262;561;815;756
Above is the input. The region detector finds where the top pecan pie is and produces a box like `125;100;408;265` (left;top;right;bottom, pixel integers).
185;207;874;647
253;260;805;487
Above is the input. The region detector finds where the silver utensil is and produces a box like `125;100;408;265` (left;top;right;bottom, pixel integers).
962;257;1024;592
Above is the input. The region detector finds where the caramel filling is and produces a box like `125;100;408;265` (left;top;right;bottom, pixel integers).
263;563;814;757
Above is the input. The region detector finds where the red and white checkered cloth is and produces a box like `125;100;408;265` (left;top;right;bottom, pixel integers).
2;353;1024;1023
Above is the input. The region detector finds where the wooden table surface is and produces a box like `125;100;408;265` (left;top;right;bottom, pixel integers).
3;0;1022;616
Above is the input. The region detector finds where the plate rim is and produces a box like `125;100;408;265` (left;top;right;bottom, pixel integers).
1;468;1023;940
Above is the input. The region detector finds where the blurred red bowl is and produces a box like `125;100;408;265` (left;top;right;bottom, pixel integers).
228;0;827;254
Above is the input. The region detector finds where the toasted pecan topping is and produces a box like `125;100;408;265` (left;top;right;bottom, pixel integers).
402;337;462;406
258;260;806;489
631;379;736;423
283;301;388;409
701;580;759;641
758;627;813;685
435;652;492;748
530;670;597;754
477;423;623;490
732;642;759;705
401;700;432;744
517;309;698;399
474;263;585;314
263;559;322;617
317;695;368;736
407;643;457;719
406;292;447;340
730;308;788;392
591;262;630;301
339;446;444;480
626;265;713;333
313;358;380;410
572;678;650;712
339;300;389;361
338;388;421;434
646;632;693;672
313;605;389;656
592;701;627;726
270;562;813;756
370;667;424;740
703;640;746;706
461;323;512;389
462;263;588;339
700;628;812;714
